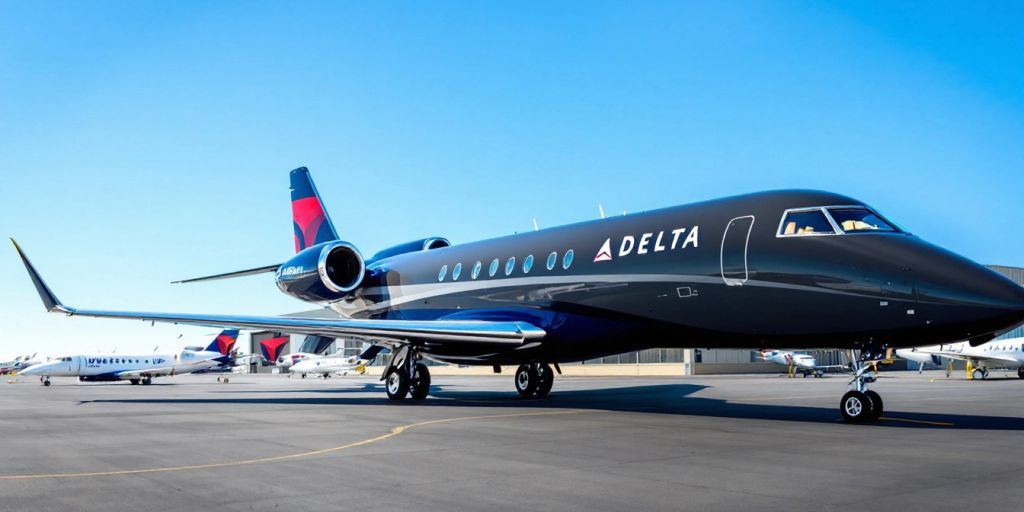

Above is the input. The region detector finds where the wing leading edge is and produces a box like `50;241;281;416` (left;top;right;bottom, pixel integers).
11;240;546;346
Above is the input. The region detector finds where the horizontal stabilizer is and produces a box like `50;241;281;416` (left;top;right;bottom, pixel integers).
172;264;280;284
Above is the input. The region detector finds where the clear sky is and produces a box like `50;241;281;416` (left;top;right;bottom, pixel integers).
2;1;1023;358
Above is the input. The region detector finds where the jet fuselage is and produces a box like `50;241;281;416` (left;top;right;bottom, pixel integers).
320;190;1024;364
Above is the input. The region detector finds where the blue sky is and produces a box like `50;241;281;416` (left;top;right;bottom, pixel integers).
2;1;1023;357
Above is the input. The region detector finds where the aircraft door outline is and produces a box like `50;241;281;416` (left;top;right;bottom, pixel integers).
720;215;755;286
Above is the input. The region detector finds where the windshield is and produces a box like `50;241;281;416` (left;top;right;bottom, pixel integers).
779;210;836;236
827;208;898;233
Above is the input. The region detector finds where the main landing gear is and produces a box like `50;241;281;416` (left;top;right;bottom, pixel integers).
216;376;230;383
840;357;883;423
383;346;431;401
41;376;51;387
514;363;555;398
1018;368;1024;379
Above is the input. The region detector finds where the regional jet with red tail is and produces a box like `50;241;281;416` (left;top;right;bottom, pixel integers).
12;167;1024;422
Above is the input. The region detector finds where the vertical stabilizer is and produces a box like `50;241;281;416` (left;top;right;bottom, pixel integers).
290;167;339;253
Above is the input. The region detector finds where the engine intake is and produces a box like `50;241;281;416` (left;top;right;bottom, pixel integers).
276;241;365;302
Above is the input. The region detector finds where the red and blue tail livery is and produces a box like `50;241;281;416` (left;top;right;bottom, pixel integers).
204;329;240;356
259;336;290;363
291;167;338;253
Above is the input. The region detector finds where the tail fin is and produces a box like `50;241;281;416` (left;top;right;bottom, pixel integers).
259;336;290;363
204;329;240;356
291;167;338;253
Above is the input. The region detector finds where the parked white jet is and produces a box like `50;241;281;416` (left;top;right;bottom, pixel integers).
756;349;847;378
289;346;385;378
275;352;319;369
18;330;237;386
896;337;1024;380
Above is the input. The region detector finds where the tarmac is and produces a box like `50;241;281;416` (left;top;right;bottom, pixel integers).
2;370;1024;511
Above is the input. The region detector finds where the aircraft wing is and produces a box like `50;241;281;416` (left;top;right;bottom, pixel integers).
12;240;546;348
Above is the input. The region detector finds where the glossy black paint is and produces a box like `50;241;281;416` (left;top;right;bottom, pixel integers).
309;190;1024;365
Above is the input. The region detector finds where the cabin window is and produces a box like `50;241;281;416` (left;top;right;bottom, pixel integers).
489;258;499;277
452;262;462;281
827;208;897;233
505;257;516;276
438;265;448;282
472;261;482;280
547;252;558;270
779;209;836;236
563;249;574;269
523;254;534;273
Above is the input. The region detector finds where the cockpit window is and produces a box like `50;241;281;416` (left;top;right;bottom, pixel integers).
779;210;836;236
827;208;898;233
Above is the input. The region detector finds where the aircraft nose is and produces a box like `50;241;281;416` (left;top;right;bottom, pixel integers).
914;242;1024;341
18;363;45;376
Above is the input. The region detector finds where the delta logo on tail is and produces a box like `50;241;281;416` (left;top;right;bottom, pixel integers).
291;167;338;253
205;329;240;356
259;336;290;363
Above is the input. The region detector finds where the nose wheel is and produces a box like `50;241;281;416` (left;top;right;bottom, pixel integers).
840;355;884;423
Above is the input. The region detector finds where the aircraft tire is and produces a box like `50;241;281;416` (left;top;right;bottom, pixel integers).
515;364;538;397
385;367;409;400
142;377;152;385
130;379;140;385
43;379;51;387
535;364;554;397
222;377;229;384
839;391;873;423
410;363;430;400
864;390;883;420
1018;368;1024;379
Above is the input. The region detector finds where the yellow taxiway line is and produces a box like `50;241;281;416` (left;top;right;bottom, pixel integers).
0;409;588;481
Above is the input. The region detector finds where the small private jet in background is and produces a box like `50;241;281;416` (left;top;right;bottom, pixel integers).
289;345;386;379
896;337;1024;379
18;329;240;386
756;349;848;378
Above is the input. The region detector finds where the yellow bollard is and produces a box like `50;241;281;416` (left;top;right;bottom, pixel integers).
966;360;973;380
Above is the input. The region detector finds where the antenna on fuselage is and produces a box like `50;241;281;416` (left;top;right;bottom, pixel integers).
532;218;539;231
598;204;606;219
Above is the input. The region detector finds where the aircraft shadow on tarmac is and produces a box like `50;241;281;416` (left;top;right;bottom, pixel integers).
79;382;1024;431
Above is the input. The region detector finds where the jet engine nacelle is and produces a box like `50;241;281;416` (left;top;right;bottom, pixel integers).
275;241;365;303
369;237;450;262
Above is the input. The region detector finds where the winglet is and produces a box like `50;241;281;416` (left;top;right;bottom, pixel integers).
10;239;71;313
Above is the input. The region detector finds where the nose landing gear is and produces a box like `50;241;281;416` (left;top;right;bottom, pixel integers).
840;358;884;423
